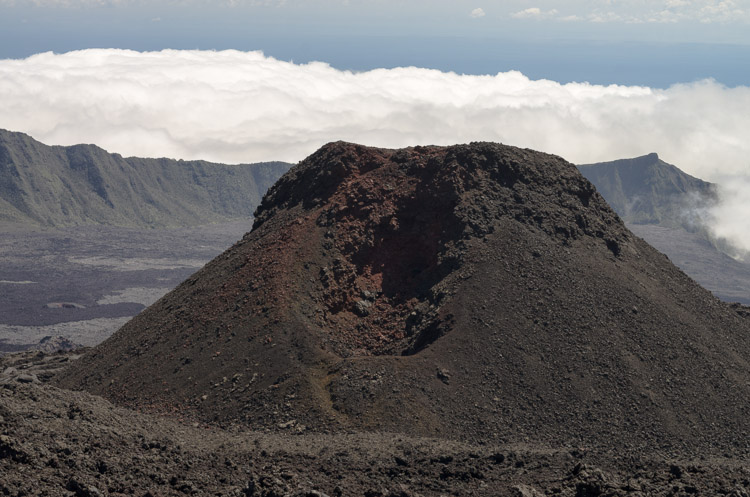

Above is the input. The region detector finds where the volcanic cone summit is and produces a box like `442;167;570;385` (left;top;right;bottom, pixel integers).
249;141;627;356
58;141;750;453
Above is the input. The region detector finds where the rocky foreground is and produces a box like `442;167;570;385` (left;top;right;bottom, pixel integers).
3;352;750;496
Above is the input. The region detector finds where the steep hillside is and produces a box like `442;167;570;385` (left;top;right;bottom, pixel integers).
0;129;291;228
58;142;750;455
577;152;716;230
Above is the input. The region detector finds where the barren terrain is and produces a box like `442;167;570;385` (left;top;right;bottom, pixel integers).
3;351;749;496
0;221;249;352
2;142;749;495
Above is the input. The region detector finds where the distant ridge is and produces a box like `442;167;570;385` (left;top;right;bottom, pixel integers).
577;152;716;230
0;129;292;228
578;154;750;303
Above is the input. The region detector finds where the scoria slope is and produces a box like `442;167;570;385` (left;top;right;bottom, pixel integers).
58;142;750;454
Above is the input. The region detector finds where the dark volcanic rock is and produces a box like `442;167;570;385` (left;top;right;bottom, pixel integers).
7;367;749;496
58;142;750;455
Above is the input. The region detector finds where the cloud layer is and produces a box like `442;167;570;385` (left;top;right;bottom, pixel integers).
510;0;749;24
1;49;750;250
2;0;748;25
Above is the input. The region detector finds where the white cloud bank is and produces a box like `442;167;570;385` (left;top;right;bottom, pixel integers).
1;49;750;251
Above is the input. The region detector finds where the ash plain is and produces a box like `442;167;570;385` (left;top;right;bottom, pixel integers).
0;221;251;353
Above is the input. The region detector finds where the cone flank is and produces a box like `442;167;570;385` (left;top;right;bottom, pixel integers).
57;141;750;452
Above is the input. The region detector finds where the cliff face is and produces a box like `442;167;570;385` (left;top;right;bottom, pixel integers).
577;153;716;229
58;142;750;453
0;129;291;228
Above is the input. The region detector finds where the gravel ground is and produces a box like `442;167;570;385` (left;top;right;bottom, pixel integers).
2;350;749;497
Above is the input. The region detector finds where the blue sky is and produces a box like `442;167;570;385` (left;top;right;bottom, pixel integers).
1;0;749;86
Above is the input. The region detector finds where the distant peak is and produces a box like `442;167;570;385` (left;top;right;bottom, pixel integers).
618;152;661;168
629;152;659;163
